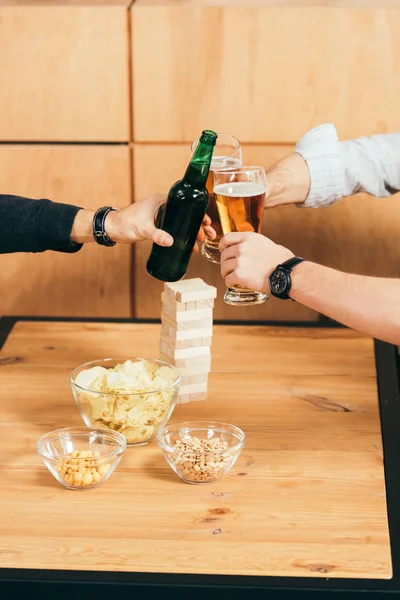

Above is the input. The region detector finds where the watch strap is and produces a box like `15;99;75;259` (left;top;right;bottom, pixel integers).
93;206;117;247
269;256;305;300
276;256;305;272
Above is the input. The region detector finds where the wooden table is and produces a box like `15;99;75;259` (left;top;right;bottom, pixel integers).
1;317;399;598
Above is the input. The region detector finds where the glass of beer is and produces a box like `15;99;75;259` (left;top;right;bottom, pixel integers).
191;133;242;264
213;167;269;306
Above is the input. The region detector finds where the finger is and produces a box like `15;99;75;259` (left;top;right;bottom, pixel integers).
218;232;246;252
150;228;173;247
196;227;206;243
192;242;199;253
225;272;240;288
220;243;239;263
203;225;216;240
220;257;236;278
202;214;212;226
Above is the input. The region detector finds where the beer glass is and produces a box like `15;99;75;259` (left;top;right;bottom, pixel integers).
213;167;269;306
191;133;242;264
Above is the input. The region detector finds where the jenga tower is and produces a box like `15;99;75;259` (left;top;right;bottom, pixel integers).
159;278;217;404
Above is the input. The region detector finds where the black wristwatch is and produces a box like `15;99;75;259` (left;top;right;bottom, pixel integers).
93;206;117;247
269;257;305;300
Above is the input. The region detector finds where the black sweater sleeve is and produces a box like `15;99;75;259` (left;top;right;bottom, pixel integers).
0;195;84;254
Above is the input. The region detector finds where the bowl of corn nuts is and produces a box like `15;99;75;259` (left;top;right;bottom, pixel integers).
157;421;245;484
37;426;126;490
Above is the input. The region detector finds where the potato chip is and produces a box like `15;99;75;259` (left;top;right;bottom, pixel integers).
74;360;178;444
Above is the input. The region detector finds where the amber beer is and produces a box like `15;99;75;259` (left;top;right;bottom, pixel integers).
205;155;242;248
214;181;265;236
213;166;269;306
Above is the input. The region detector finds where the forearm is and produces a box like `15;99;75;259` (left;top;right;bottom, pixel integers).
0;195;83;254
291;261;400;345
266;124;400;209
266;152;310;207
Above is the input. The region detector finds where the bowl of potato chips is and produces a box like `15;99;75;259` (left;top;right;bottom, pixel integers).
70;358;181;446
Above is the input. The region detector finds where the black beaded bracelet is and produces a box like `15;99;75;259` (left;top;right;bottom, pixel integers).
93;206;117;247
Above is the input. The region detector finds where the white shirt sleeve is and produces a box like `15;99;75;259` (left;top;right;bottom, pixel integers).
295;123;400;208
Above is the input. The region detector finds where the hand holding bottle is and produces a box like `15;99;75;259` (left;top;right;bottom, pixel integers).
91;193;215;251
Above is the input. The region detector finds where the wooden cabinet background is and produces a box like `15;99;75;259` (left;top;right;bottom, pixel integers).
0;5;130;142
1;0;400;319
0;145;131;317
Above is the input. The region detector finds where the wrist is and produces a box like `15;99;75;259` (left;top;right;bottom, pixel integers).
70;209;95;244
289;260;315;300
103;209;122;243
265;152;311;208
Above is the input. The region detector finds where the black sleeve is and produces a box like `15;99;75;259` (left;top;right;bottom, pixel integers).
0;195;84;254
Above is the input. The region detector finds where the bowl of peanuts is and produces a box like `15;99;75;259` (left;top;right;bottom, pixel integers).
37;426;126;490
157;421;245;484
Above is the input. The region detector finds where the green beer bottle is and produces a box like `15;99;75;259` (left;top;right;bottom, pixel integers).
146;129;218;282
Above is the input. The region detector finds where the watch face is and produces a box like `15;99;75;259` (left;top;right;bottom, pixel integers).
270;268;288;294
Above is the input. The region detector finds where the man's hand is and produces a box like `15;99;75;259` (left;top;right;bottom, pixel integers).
71;194;215;250
219;232;293;293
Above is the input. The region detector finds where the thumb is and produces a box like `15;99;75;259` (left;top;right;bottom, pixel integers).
150;227;174;247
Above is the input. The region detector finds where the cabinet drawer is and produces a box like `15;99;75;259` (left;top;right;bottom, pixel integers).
0;6;129;141
132;4;400;142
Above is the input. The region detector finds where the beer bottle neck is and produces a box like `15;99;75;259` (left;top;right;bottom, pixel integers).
184;132;216;188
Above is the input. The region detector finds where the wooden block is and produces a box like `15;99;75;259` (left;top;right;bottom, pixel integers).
177;364;211;378
165;279;217;304
195;299;215;309
162;305;213;323
176;391;208;405
185;302;197;310
178;381;208;395
161;313;213;332
175;288;217;304
159;342;211;360
160;335;212;351
181;373;209;387
161;292;186;313
159;353;211;369
161;325;213;342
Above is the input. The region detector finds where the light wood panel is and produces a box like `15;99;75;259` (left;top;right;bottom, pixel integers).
134;1;400;5
133;143;400;319
0;1;132;5
0;321;391;578
0;145;131;317
0;6;129;141
132;4;400;142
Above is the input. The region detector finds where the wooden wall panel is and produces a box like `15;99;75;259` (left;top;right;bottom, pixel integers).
0;145;131;317
133;143;400;320
132;4;400;142
0;6;130;141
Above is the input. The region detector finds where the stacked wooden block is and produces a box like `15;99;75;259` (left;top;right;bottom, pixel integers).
159;278;217;404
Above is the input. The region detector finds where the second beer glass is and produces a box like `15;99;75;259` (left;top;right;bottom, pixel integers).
191;133;242;264
213;167;269;306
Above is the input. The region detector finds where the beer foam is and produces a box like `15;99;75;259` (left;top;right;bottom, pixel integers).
211;156;242;170
214;182;266;197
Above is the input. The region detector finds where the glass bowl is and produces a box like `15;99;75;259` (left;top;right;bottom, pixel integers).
70;358;181;446
37;426;126;490
157;421;245;484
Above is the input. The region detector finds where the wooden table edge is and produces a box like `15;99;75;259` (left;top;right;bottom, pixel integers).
1;316;399;596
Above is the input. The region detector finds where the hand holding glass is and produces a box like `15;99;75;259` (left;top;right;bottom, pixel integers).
213;167;269;306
